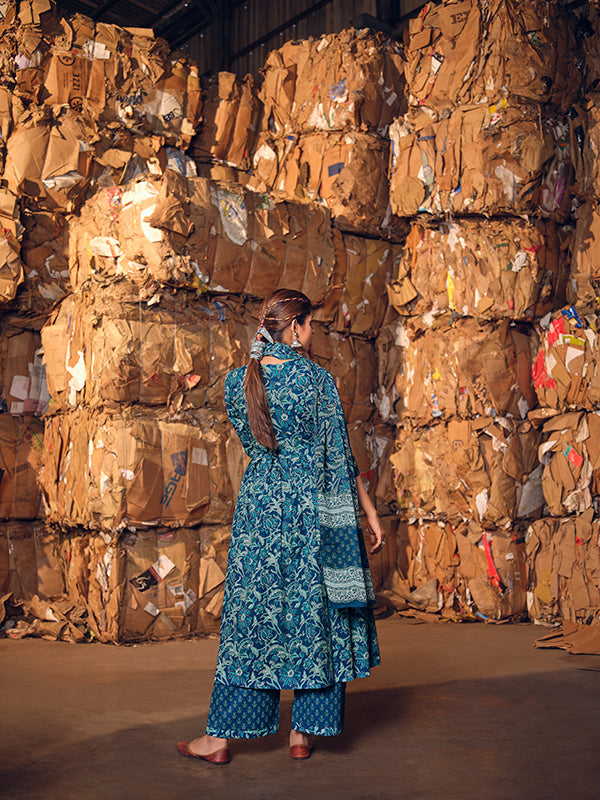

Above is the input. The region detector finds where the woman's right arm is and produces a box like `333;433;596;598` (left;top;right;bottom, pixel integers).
356;475;384;555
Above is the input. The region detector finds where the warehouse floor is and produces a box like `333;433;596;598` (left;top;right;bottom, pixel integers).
1;616;599;800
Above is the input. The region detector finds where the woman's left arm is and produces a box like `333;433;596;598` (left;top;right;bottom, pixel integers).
356;476;384;555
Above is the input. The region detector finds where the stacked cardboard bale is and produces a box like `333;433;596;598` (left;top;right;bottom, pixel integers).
247;28;406;240
380;0;579;621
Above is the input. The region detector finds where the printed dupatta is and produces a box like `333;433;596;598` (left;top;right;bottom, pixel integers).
263;342;376;609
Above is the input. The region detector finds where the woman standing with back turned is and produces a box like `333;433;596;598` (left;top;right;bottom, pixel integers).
177;288;383;763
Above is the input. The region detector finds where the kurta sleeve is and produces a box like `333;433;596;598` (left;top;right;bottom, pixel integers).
224;368;256;457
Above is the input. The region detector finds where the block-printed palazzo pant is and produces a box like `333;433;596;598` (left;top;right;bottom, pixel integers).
206;681;346;738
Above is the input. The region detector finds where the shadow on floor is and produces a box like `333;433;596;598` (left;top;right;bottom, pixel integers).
1;671;600;800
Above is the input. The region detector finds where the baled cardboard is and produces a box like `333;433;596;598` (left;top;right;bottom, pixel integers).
260;28;405;137
40;407;234;530
0;415;43;519
41;285;248;411
1;521;64;600
376;317;538;426
405;0;579;112
388;217;567;320
0;324;48;415
389;104;574;220
567;202;600;313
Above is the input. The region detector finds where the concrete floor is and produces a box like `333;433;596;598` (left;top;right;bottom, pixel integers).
1;617;599;800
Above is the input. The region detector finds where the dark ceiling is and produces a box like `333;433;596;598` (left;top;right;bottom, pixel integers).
55;0;238;50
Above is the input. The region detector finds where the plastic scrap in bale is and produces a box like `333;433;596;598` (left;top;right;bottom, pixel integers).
404;0;579;112
260;28;405;137
40;406;235;531
532;306;600;411
191;72;261;170
250;130;405;240
389;417;543;528
526;509;600;626
0;322;48;415
388;104;574;220
0;415;44;519
534;409;600;517
41;284;248;413
387;216;568;321
376;317;538;426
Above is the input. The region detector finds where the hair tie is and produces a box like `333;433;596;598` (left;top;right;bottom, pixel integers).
249;325;274;360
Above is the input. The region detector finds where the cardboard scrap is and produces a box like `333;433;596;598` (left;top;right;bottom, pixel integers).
0;324;48;415
0;415;43;519
389;104;573;220
1;521;64;600
537;410;600;516
250;130;404;239
532;306;600;411
69;173;336;302
567;202;600;313
41;285;248;412
388;217;569;321
534;621;600;654
527;512;600;625
390;417;543;527
376;317;538;426
260;28;405;137
40;406;234;530
191;72;261;170
404;0;579;112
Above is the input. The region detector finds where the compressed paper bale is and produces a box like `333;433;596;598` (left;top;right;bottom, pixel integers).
191;72;261;170
389;104;574;220
526;511;600;625
0;415;43;519
387;217;568;320
454;529;528;620
69;174;336;302
537;410;600;517
532;306;600;411
404;0;579;112
250;130;405;240
376;317;538;426
0;186;24;304
389;417;542;527
41;286;247;412
260;28;405;137
567;203;600;313
0;521;64;601
0;325;48;415
40;407;234;531
19;208;71;312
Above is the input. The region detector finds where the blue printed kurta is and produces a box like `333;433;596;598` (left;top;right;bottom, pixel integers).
215;345;380;690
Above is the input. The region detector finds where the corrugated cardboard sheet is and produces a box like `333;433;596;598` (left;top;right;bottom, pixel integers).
389;104;574;219
0;186;24;304
532;306;600;411
40;407;234;530
567;203;600;313
527;511;600;625
387;217;568;320
405;0;579;111
260;28;405;137
376;317;537;426
390;417;543;527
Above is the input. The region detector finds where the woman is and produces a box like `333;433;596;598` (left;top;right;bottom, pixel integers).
177;289;383;764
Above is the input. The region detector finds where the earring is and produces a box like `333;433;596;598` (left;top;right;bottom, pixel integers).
291;331;302;348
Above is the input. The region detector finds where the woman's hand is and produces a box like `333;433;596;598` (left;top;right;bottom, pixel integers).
355;476;385;555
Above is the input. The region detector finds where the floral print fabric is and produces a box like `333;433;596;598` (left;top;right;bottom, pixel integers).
215;345;380;690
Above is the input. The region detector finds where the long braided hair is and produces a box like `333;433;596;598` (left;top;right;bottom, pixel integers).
245;288;312;450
